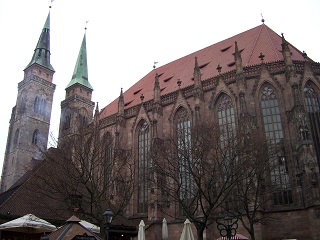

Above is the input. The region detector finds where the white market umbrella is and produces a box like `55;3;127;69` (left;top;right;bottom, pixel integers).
79;220;100;233
179;219;195;240
162;218;168;240
138;220;145;240
0;214;56;233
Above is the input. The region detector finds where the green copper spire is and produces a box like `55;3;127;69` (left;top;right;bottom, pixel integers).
25;12;54;71
65;32;93;90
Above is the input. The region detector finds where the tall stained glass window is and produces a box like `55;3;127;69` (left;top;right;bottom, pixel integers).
138;121;150;213
104;133;113;186
175;108;193;204
304;84;320;169
217;94;236;149
260;84;292;205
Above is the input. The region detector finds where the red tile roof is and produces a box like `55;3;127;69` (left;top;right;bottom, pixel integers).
99;24;307;119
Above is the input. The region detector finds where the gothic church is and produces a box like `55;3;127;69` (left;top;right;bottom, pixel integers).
1;10;320;240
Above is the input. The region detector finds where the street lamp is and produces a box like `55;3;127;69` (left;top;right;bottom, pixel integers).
103;209;113;240
216;214;238;240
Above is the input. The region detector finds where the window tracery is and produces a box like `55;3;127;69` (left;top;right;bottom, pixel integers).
175;108;193;210
304;84;320;168
217;94;236;149
138;121;150;213
260;84;292;205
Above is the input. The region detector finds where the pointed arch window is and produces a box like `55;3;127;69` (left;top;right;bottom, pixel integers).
217;94;236;149
260;84;292;205
304;84;320;168
104;133;113;186
40;99;46;115
175;108;193;209
32;129;39;145
138;121;150;213
13;129;19;147
64;110;71;130
34;97;40;113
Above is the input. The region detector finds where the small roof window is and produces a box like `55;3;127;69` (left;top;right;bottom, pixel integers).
163;76;173;82
124;100;134;107
220;46;232;52
199;62;209;69
134;89;142;95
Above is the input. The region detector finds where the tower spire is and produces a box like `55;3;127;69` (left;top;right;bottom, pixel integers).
65;32;93;90
25;12;54;72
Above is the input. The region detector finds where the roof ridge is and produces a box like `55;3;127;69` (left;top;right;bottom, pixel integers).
264;24;281;61
246;24;264;66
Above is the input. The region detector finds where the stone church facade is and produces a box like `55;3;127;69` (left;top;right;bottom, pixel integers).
1;11;320;240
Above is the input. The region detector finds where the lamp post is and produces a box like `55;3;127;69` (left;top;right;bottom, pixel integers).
103;209;113;240
216;214;238;240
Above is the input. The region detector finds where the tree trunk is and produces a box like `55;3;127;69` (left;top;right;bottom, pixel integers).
195;223;206;240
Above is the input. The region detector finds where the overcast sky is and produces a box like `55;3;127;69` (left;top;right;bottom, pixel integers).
0;0;319;173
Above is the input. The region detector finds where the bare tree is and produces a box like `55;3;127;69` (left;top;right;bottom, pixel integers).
27;124;134;235
151;122;250;240
225;129;281;240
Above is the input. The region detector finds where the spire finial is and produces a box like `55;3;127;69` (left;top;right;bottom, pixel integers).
195;57;199;69
261;13;265;24
153;61;158;69
302;51;308;59
85;21;89;31
49;0;54;9
235;41;239;53
234;41;243;74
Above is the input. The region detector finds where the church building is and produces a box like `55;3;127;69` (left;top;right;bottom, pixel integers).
1;9;320;240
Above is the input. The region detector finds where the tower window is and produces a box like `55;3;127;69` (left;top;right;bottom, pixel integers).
34;97;40;113
40;99;46;115
32;129;39;145
64;114;71;130
13;129;19;147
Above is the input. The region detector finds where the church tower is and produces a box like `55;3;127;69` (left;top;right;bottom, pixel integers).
58;31;94;140
0;12;56;192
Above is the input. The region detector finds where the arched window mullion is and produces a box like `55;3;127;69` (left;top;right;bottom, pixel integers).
175;108;193;213
260;84;292;205
304;84;320;167
137;121;150;213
